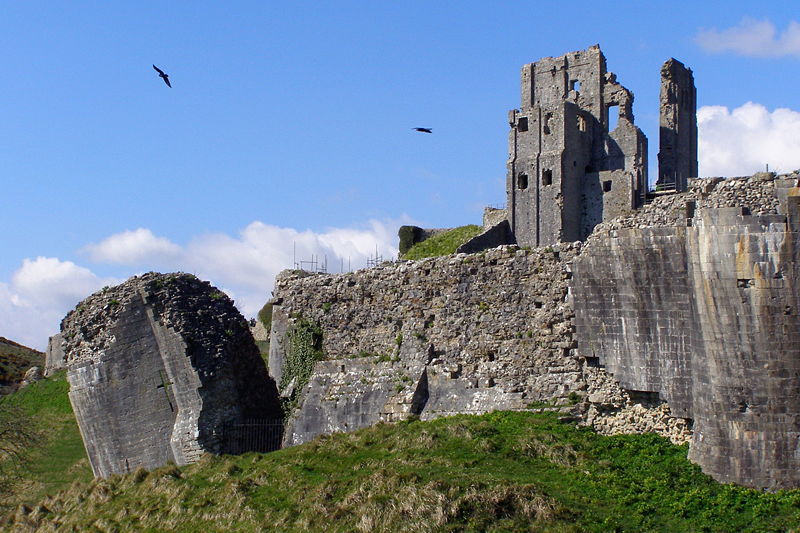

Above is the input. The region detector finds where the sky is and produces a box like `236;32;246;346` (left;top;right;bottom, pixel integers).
3;1;800;349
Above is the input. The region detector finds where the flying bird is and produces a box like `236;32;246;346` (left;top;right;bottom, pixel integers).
412;127;432;133
152;65;171;88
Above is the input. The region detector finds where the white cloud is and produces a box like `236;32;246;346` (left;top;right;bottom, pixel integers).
696;18;800;58
2;218;409;350
83;228;181;264
182;220;401;316
698;102;800;176
85;218;404;317
0;258;117;350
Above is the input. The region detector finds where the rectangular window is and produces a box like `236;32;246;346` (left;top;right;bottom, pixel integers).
517;117;528;132
542;170;553;186
518;174;528;190
602;180;612;192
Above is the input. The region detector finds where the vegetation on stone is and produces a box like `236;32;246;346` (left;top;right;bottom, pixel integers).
280;317;324;414
401;225;483;259
6;410;800;531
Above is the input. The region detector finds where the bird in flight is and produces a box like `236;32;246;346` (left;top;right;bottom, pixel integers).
152;65;171;88
412;127;432;133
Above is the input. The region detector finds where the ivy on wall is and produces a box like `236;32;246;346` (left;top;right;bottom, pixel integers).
280;318;324;414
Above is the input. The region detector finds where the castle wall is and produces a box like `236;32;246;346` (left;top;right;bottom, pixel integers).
572;177;800;489
270;245;587;446
687;207;800;488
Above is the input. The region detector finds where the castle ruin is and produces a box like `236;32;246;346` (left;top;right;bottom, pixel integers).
506;45;696;247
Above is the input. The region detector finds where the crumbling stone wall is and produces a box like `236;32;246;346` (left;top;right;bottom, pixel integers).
270;244;587;445
270;243;687;447
506;45;649;247
62;272;281;478
572;172;800;489
658;58;697;191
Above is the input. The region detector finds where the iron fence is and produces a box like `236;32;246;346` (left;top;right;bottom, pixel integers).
224;419;284;454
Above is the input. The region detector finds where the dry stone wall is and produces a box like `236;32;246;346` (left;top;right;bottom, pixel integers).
62;272;281;478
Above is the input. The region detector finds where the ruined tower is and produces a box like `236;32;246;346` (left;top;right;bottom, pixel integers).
506;45;648;247
657;58;697;191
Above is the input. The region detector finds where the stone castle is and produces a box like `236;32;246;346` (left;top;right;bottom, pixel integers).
506;45;695;246
50;46;800;490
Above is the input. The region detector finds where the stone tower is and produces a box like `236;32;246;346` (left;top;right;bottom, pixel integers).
506;45;648;247
657;58;697;191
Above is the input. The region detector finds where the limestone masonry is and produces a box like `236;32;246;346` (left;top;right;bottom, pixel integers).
506;45;695;247
60;273;281;477
56;46;800;490
573;174;800;489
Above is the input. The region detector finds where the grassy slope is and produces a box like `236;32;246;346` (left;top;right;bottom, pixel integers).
0;372;92;508
402;225;484;260
0;337;44;394
7;410;800;532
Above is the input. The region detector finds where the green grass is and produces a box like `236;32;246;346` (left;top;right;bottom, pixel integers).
402;225;483;260
0;371;92;508
6;410;800;532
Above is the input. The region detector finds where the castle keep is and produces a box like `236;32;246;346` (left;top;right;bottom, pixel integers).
506;45;696;247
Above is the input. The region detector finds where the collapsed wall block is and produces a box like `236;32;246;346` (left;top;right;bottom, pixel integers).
62;272;282;478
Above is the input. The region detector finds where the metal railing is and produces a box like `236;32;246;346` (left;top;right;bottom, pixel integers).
223;419;284;454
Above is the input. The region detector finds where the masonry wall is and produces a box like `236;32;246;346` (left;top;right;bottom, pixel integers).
572;174;800;489
658;58;697;191
270;244;586;445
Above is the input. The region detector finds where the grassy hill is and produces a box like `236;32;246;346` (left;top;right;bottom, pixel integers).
3;382;800;532
0;372;92;511
0;336;44;395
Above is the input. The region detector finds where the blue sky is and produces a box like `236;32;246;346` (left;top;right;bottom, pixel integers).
3;1;800;348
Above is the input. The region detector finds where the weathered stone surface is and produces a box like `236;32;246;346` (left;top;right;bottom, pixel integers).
657;58;697;191
62;272;281;478
270;244;587;445
506;45;649;247
44;333;65;377
572;173;800;489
